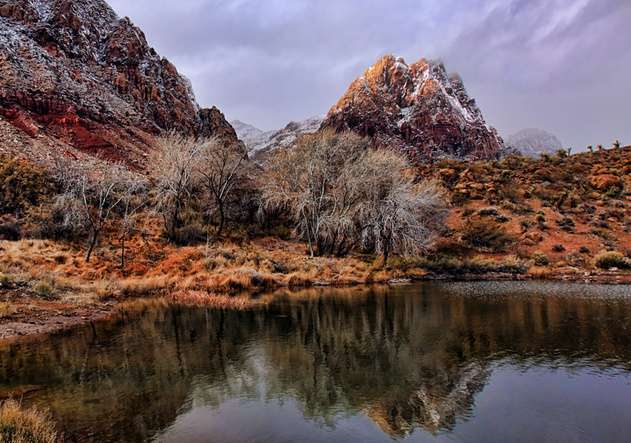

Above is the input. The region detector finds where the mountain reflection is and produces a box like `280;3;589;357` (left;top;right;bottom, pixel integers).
1;282;630;442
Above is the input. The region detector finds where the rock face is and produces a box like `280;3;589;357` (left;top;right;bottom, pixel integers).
232;116;322;160
321;55;504;163
0;0;241;165
506;128;563;158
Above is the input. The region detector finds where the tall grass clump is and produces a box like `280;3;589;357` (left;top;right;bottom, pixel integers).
0;400;59;443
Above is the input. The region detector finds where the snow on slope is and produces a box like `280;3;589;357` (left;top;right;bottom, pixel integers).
232;116;323;158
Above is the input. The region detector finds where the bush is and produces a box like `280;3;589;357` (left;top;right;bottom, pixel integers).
0;273;16;288
33;281;54;298
477;207;499;217
0;156;55;215
552;244;566;253
172;223;206;246
0;400;58;443
532;252;550;266
556;217;575;232
461;220;515;252
594;251;631;270
0;219;20;241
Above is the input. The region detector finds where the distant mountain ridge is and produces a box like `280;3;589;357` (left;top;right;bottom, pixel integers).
231;116;322;159
506;128;564;158
321;55;504;163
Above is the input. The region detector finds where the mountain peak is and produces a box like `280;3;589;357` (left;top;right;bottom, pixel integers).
322;54;503;162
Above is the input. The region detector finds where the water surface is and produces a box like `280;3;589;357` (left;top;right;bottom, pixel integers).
1;282;631;442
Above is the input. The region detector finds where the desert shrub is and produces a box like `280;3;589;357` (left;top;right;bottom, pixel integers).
535;212;546;223
565;252;587;267
531;252;550;266
172;223;206;246
0;400;58;443
520;220;533;232
552;244;566;252
478;207;499;217
0;273;16;288
556;217;575;231
27;200;85;241
461;219;515;252
271;261;289;274
0;156;55;215
0;218;21;241
33;281;54;298
594;251;631;270
579;246;591;254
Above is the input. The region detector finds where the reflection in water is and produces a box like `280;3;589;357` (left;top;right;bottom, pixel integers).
1;282;631;442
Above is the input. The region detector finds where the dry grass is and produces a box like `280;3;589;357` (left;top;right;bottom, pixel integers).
169;291;263;310
0;233;398;310
0;302;17;319
0;400;59;443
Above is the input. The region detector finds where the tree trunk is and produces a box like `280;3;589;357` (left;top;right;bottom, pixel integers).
120;233;126;272
216;202;225;238
86;229;99;262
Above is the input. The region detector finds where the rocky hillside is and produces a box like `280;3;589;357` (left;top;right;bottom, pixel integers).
418;146;630;277
322;55;504;163
0;0;241;166
232;117;322;159
506;128;563;158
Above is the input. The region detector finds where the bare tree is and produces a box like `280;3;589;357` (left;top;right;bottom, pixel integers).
197;138;248;237
338;149;448;264
149;134;204;241
54;158;133;262
260;131;448;263
117;178;148;272
260;130;369;256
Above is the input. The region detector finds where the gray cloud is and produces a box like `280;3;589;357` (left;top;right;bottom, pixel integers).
108;0;631;149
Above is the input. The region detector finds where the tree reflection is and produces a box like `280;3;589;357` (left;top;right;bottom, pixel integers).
1;283;630;441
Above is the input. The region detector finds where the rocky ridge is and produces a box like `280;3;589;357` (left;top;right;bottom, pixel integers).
322;55;504;163
0;0;241;166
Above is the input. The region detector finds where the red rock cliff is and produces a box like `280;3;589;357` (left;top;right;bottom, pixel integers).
0;0;242;166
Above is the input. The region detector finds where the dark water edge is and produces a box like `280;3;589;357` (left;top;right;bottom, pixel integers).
1;281;631;443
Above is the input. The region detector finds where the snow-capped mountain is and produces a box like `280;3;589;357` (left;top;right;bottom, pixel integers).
321;55;504;163
230;120;267;147
506;129;563;158
232;116;322;158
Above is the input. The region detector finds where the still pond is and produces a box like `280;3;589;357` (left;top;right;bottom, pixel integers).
1;282;631;442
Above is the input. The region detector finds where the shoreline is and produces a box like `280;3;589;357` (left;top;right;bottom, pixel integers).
2;272;629;347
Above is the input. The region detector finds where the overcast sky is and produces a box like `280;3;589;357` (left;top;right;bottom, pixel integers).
107;0;631;149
